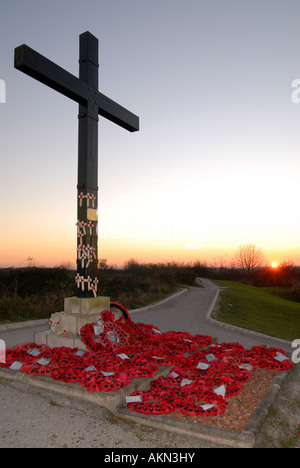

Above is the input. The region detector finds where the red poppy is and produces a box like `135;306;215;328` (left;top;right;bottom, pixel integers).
4;300;293;422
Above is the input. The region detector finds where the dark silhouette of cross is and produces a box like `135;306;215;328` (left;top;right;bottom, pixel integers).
14;31;139;298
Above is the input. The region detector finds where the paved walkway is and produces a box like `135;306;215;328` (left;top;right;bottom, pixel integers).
131;279;292;353
0;321;49;349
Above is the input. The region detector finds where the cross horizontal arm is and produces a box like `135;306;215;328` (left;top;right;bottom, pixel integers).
98;93;139;132
14;44;139;132
15;44;89;106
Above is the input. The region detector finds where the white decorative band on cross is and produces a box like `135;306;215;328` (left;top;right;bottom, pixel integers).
0;339;6;363
76;219;87;235
76;217;98;296
77;221;94;241
75;274;99;297
78;192;96;208
77;244;96;268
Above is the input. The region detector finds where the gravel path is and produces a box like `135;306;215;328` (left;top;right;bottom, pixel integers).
0;377;218;448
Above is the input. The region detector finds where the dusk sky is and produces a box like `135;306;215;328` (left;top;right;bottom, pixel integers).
1;0;300;268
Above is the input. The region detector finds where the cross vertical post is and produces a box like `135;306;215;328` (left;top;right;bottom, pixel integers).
77;32;99;297
14;31;139;300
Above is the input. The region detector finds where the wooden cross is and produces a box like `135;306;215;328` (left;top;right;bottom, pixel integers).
14;31;139;297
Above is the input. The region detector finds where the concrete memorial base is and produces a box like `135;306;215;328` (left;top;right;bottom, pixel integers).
35;296;110;350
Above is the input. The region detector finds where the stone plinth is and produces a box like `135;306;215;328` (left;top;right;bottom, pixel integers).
35;296;110;350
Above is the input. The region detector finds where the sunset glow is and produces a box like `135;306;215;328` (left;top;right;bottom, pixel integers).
271;262;279;269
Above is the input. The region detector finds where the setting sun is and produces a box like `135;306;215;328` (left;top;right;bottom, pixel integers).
271;262;279;269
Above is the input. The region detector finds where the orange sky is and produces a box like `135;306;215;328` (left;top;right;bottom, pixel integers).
1;2;300;270
1;232;300;269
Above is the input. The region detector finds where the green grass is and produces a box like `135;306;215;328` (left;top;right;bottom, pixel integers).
215;281;300;341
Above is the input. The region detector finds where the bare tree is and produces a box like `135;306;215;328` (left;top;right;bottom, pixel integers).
234;243;265;278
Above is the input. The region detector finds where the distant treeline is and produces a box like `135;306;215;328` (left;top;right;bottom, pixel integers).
1;259;300;322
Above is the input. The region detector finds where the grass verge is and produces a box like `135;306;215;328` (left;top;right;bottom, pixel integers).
215;281;300;341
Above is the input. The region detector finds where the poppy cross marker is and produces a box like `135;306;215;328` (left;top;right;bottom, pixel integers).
15;32;139;297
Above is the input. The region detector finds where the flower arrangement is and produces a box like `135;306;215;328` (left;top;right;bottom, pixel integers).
0;303;293;417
